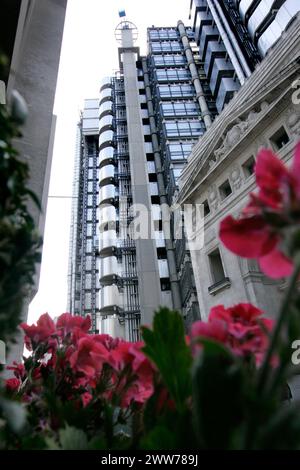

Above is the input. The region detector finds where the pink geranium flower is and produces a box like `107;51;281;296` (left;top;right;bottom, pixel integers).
5;378;21;393
56;313;91;338
191;303;274;366
68;335;109;378
219;143;300;278
21;313;56;349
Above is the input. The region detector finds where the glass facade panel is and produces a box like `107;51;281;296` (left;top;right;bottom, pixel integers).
167;142;195;160
153;55;186;67
165;120;205;137
161;102;199;117
158;84;194;99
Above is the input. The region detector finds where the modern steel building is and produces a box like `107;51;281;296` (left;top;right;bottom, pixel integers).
68;19;220;339
69;1;300;340
189;0;300;111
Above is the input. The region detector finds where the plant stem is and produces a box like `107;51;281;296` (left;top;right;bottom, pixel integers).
257;255;300;394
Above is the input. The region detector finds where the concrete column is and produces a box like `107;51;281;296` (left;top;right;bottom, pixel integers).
177;20;213;130
142;58;182;311
120;28;162;325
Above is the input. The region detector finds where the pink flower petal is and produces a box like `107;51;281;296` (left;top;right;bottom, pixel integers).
259;247;294;278
219;215;277;258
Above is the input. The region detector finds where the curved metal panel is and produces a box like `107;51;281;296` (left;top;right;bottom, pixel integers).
99;285;120;314
100;77;113;92
99;205;117;232
99;114;114;134
100;256;119;285
99;229;117;257
99;165;115;186
99;100;113;119
99;184;116;205
99;87;113;104
99;130;114;151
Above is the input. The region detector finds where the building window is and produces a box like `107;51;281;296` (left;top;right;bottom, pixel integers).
203;199;210;217
167;142;195;160
161;101;200;117
153;55;186;67
158;84;194;99
165;120;205;138
270;126;290;151
208;249;226;284
219;180;232;200
242;156;255;178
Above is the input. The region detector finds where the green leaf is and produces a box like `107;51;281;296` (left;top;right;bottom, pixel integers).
141;308;192;413
192;340;246;449
57;425;89;450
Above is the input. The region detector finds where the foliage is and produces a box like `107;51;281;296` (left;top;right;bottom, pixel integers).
0;92;41;345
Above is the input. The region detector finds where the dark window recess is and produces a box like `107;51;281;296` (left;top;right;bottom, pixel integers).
209;249;226;284
140;102;148;109
151;195;160;204
144;135;152;142
146;152;155;161
137;75;144;81
203;199;210;217
139;88;146;95
242;156;255;177
157;247;167;259
270;126;290;151
142;118;150;125
148;173;157;182
161;279;171;291
219;180;232;200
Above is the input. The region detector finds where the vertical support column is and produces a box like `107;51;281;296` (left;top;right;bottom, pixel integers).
120;27;162;325
142;58;182;312
177;20;213;130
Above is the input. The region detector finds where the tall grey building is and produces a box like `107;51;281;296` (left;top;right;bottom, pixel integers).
69;1;300;340
1;0;68;367
68;18;220;339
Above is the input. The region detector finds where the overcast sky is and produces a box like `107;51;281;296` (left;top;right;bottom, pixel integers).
28;0;191;324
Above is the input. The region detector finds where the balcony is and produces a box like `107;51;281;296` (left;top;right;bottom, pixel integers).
99;285;120;315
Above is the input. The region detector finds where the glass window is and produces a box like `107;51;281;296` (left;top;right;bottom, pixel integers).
161;102;199;117
158;84;194;99
167;142;195;160
87;223;93;236
153;55;186;67
165;120;205;138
